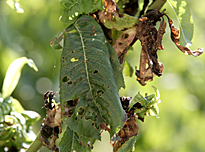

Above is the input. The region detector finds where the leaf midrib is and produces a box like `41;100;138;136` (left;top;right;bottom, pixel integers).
74;23;102;116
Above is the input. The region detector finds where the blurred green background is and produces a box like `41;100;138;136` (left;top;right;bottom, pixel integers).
0;0;205;152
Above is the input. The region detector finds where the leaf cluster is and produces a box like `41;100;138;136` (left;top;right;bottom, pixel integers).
0;57;39;151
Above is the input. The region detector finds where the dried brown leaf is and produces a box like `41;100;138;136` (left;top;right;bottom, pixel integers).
40;91;62;152
113;27;137;57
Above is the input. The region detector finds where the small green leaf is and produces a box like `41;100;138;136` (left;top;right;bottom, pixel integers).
11;98;24;113
2;57;38;98
146;94;155;102
117;136;136;152
167;0;193;47
6;0;24;13
128;93;146;111
123;59;134;77
152;86;161;104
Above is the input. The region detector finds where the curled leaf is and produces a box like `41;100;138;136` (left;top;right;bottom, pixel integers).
135;13;165;86
2;57;38;98
167;18;204;57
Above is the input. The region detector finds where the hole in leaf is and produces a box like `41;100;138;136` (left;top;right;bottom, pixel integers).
119;42;123;46
122;33;129;39
68;81;72;85
54;126;59;134
75;117;78;120
71;50;75;53
62;75;69;82
67;98;79;107
71;58;79;62
93;70;98;74
78;108;84;115
97;90;104;93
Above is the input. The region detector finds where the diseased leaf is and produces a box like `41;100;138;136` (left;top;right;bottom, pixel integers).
59;15;126;145
99;11;139;31
112;27;137;57
59;128;94;152
167;17;204;57
135;13;164;86
59;0;103;25
167;0;193;47
2;57;38;98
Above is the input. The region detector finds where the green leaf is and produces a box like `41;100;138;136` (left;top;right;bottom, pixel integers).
2;57;38;98
147;105;159;117
99;11;139;31
123;59;134;77
128;93;146;111
59;128;93;152
152;86;161;104
59;15;126;143
117;136;136;152
0;96;12;121
107;42;125;90
148;0;167;10
11;98;24;113
6;0;24;13
59;0;103;25
167;0;194;47
21;111;40;131
146;94;155;102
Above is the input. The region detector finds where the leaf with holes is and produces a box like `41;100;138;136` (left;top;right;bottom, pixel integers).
59;128;95;152
59;15;126;147
60;0;102;25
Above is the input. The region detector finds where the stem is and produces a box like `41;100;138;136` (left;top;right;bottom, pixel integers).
148;0;167;10
26;131;42;152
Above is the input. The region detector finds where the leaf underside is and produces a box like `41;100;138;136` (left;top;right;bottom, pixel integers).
59;15;126;150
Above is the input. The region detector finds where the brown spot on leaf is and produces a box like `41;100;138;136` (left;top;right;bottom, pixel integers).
68;81;72;85
166;16;203;57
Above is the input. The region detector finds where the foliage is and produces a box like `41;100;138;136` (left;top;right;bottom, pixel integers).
46;0;203;151
1;0;204;152
0;57;39;151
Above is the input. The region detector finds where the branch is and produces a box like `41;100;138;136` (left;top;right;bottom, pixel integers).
26;131;42;152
